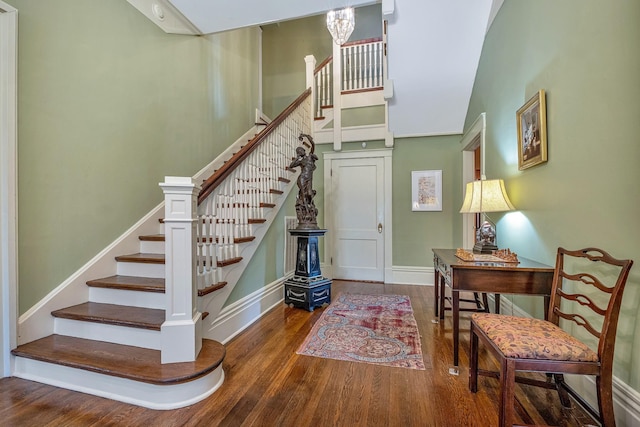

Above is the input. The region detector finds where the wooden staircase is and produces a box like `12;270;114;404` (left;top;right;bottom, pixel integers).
10;196;282;408
11;89;312;409
11;226;228;409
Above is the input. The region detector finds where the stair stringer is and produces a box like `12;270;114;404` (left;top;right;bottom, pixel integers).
198;169;300;341
16;125;262;347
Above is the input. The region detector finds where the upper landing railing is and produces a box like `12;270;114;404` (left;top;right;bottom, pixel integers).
313;37;384;118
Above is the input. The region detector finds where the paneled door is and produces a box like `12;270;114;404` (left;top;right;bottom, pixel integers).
325;150;391;282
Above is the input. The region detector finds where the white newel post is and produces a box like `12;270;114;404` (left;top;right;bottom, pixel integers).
304;54;316;132
159;176;203;364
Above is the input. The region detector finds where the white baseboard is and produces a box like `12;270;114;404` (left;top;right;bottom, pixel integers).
206;277;286;344
390;265;434;286
497;296;640;427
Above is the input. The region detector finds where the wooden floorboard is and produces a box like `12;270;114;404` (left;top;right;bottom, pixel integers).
2;281;597;426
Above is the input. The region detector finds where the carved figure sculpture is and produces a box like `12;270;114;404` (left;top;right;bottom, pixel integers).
290;134;319;229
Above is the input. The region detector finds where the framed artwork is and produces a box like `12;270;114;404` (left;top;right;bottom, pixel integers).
517;89;548;170
411;170;442;211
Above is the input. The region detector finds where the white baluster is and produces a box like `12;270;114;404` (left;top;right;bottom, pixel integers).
342;46;348;91
366;43;372;88
208;200;217;285
375;42;379;86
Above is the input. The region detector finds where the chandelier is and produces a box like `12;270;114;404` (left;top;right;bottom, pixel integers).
326;7;355;45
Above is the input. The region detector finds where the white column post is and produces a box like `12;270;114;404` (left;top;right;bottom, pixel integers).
304;54;316;132
332;41;342;151
159;176;202;364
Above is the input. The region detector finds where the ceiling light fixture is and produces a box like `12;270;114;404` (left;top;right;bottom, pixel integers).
326;7;355;45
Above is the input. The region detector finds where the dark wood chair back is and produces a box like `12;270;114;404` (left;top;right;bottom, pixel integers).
548;247;634;370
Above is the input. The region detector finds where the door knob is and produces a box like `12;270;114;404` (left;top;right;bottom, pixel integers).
378;223;383;233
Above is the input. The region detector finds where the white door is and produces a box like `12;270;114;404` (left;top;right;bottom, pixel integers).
328;156;385;281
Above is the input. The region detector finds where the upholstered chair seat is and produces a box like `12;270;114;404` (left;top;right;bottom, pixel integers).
471;313;598;362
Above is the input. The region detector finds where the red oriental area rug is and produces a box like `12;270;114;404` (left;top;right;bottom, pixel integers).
296;293;426;370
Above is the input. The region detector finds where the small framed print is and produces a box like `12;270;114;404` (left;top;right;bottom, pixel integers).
517;89;548;170
411;170;442;211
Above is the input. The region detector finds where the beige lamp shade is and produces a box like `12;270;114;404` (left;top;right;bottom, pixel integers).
459;179;515;213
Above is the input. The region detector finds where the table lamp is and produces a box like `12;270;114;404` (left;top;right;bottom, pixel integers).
459;179;515;254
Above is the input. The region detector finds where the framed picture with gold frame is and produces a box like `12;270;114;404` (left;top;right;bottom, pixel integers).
517;89;547;170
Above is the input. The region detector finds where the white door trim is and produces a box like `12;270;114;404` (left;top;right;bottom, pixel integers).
460;113;486;249
0;1;18;378
323;149;393;283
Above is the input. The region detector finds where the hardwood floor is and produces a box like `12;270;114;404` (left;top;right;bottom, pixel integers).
1;281;596;426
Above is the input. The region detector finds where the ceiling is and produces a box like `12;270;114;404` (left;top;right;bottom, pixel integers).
126;0;504;136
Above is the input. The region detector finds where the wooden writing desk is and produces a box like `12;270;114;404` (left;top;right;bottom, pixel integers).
432;249;554;367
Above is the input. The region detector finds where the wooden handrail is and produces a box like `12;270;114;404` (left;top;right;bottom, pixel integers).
341;37;382;48
314;55;333;74
198;87;311;204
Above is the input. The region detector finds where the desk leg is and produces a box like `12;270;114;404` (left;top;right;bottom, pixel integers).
434;270;440;317
495;294;501;314
453;290;460;366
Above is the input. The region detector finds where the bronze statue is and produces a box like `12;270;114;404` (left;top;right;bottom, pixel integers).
289;134;319;229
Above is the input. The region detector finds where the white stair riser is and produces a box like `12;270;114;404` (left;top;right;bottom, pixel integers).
117;262;165;278
89;287;165;310
54;318;161;350
140;240;165;254
13;357;225;410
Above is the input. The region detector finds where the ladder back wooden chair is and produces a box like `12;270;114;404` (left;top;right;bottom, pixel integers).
468;247;634;427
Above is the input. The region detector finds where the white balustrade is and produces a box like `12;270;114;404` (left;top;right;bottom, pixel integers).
192;93;312;292
314;58;333;118
341;40;383;92
312;39;384;111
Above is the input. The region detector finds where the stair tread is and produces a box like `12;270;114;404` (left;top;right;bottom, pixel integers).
198;282;228;297
139;234;165;242
51;302;164;330
115;253;165;264
218;257;242;267
86;275;165;293
12;335;225;385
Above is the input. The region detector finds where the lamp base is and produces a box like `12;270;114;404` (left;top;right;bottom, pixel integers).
474;219;498;254
473;241;498;254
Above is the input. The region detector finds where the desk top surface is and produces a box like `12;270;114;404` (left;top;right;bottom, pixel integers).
432;248;554;272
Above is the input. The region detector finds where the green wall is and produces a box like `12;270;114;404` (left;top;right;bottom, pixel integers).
465;0;640;389
261;15;332;118
392;136;460;266
10;0;261;313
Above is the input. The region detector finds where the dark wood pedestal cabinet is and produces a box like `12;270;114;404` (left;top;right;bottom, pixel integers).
284;229;332;311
